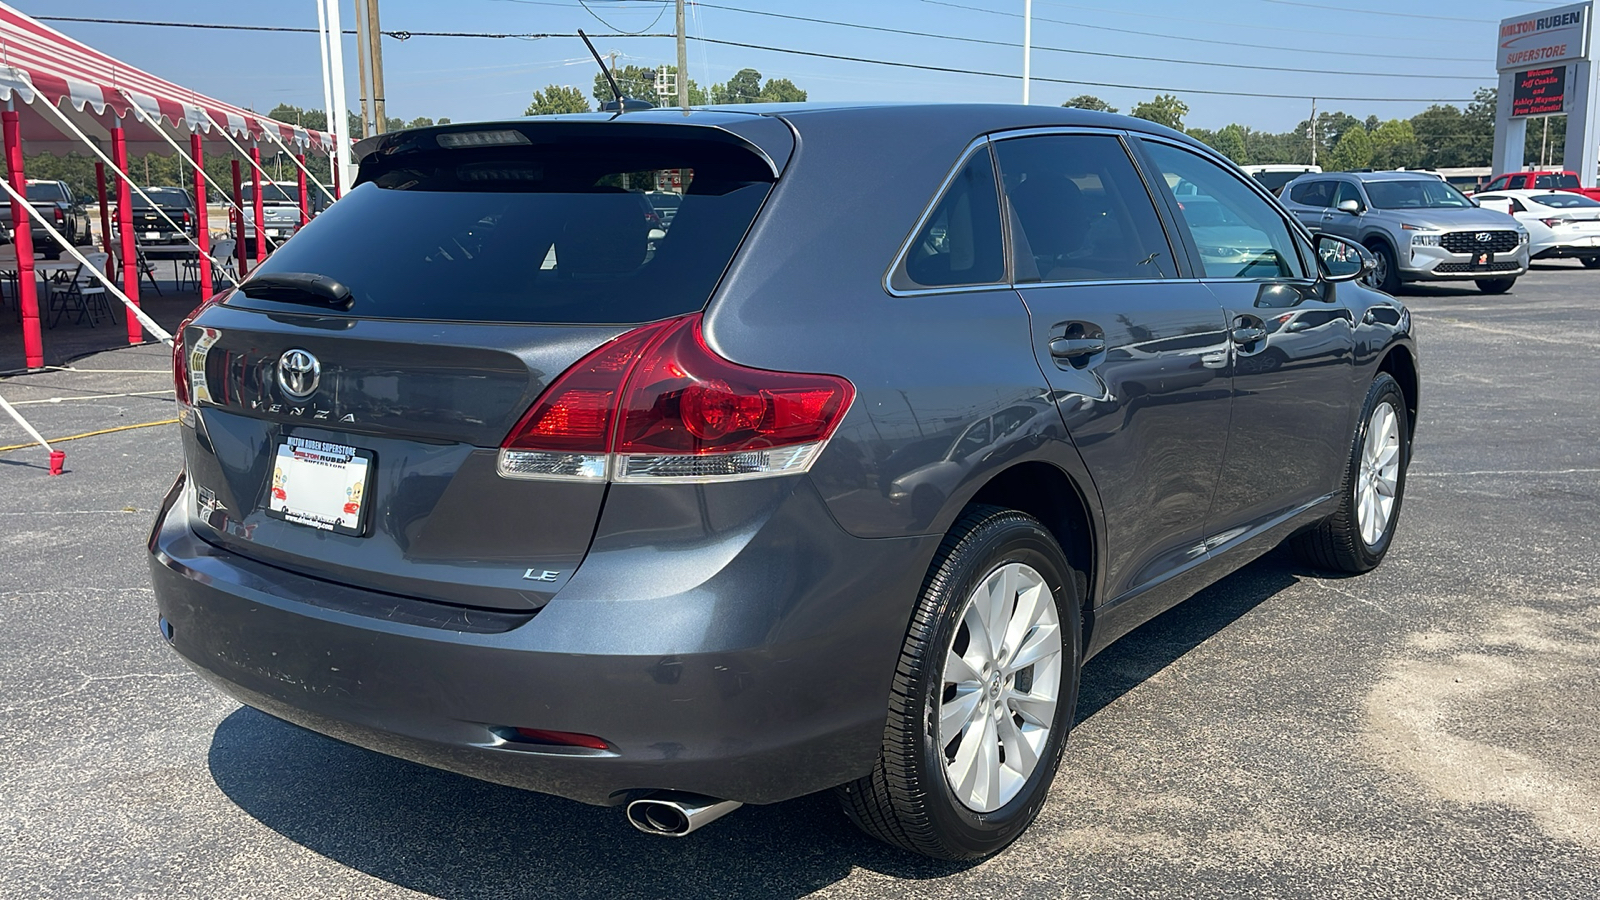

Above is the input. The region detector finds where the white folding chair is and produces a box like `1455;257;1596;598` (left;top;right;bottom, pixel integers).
48;252;113;327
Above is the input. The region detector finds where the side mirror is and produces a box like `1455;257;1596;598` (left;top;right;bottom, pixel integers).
1470;197;1481;207
1336;199;1363;214
1313;233;1371;283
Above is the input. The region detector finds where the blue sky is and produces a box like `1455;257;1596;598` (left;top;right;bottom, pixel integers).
23;0;1548;131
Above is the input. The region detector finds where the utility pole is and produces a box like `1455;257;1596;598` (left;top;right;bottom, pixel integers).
367;0;388;133
1309;97;1318;166
1022;0;1033;104
354;0;372;138
676;0;688;111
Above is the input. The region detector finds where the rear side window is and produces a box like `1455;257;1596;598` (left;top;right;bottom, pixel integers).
995;134;1176;282
891;147;1005;291
1288;180;1333;207
239;136;774;324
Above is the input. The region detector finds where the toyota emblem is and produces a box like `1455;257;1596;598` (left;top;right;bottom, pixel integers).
277;349;321;399
1475;232;1491;243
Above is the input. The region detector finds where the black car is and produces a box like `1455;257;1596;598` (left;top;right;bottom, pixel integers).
1;179;92;257
149;104;1418;860
128;187;197;246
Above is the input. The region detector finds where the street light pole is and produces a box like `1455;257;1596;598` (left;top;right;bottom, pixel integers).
1022;0;1032;104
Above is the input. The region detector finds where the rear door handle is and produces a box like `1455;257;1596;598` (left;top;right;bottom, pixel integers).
1049;337;1105;359
1231;325;1268;344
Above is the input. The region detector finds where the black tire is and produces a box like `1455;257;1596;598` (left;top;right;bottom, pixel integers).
1290;373;1410;574
1475;277;1516;294
1366;241;1401;294
1580;257;1600;269
837;505;1082;860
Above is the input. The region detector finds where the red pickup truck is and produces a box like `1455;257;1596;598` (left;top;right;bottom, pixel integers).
1477;170;1600;201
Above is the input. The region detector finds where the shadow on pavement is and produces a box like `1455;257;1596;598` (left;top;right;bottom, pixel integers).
207;548;1309;899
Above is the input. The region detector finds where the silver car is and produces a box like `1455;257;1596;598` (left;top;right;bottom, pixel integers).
1280;171;1529;294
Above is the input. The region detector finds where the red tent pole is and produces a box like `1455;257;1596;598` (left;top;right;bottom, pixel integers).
231;159;246;276
110;120;142;345
297;154;309;227
249;143;265;267
191;133;212;304
3;107;42;370
331;151;342;199
95;162;114;281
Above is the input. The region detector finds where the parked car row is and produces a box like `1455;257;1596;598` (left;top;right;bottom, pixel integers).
0;179;93;257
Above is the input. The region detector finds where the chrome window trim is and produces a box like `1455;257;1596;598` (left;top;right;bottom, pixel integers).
882;135;1006;298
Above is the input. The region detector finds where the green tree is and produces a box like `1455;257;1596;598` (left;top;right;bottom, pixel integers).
1370;119;1419;170
1062;94;1116;113
592;65;661;105
758;78;806;103
714;68;766;104
1210;123;1250;165
1326;124;1374;171
526;84;591;116
1411;104;1471;167
1131;94;1188;131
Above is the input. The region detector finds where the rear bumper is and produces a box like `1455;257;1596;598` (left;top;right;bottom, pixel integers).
149;472;934;807
1531;241;1600;259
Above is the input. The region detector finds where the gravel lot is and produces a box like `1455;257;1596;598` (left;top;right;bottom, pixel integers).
2;264;1597;899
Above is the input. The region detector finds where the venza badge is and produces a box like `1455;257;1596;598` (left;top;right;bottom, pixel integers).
277;349;321;399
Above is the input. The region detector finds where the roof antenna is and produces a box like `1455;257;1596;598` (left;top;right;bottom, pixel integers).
579;29;627;115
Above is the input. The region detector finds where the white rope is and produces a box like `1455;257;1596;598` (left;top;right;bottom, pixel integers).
31;94;242;286
256;125;338;205
200;111;300;253
0;176;173;345
0;392;53;451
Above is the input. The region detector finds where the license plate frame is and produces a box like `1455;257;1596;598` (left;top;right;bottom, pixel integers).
263;436;375;537
1473;251;1495;269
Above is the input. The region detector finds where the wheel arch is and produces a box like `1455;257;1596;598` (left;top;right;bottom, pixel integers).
1377;344;1419;439
967;461;1097;614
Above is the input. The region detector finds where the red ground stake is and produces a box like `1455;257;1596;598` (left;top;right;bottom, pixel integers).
48;450;64;476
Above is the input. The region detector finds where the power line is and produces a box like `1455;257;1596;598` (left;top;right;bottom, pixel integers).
35;14;1481;103
1030;0;1476;45
35;14;667;41
576;0;668;35
1258;0;1491;23
921;0;1486;60
674;1;1487;81
688;35;1479;103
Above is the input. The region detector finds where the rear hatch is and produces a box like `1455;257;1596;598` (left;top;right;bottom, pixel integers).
177;120;784;611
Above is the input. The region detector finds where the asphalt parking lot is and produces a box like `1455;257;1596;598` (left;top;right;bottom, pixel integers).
2;264;1597;899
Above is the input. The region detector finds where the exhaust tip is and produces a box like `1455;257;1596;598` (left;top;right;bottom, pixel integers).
625;793;742;837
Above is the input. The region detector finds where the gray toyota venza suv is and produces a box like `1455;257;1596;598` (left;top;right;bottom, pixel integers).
149;104;1419;860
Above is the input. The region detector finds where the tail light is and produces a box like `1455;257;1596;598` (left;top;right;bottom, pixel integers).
1540;217;1568;227
182;209;192;227
500;314;854;483
171;297;227;426
53;207;64;222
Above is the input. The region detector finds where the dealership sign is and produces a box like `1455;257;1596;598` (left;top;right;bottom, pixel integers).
1497;2;1592;71
1511;66;1568;116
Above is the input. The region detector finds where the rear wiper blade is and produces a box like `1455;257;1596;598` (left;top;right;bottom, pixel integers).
242;272;353;311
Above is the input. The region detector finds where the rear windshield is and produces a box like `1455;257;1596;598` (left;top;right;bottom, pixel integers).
1534;173;1580;189
242;184;297;204
132;188;190;208
239;136;774;324
1534;192;1600;208
25;182;66;202
1251;171;1305;193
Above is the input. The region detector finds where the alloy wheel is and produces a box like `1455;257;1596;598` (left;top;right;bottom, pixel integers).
1356;400;1401;547
938;562;1063;813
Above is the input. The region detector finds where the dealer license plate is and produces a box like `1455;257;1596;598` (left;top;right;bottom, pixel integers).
265;228;280;237
264;436;374;536
1473;251;1494;269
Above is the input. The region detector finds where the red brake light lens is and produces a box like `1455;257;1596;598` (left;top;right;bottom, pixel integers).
499;314;854;482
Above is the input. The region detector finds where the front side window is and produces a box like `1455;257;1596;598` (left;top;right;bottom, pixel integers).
892;147;1005;291
995;134;1176;282
1485;175;1511;191
1142;141;1305;280
1333;182;1365;209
